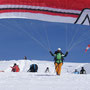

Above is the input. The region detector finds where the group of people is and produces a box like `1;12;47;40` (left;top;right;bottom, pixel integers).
11;48;68;75
10;48;87;76
11;63;38;72
74;67;86;74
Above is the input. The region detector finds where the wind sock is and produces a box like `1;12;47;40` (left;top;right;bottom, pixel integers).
85;45;90;52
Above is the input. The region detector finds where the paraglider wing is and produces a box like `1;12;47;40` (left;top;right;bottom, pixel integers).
0;0;90;61
85;45;90;52
0;0;90;25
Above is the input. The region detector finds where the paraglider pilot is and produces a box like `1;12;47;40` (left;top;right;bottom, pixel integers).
49;48;68;75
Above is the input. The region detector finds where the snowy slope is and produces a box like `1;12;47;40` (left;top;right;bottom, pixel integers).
0;60;90;90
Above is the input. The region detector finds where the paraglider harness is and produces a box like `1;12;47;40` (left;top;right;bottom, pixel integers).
50;51;64;64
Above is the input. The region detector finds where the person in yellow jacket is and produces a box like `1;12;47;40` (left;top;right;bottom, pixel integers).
49;48;68;75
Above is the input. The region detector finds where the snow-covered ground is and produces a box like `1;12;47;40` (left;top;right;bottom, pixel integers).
0;60;90;90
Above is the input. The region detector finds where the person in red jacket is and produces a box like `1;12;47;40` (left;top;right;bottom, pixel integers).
11;63;20;72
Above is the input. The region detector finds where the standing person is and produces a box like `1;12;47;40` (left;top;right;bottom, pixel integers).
11;63;20;72
24;56;27;60
49;48;68;75
80;67;86;74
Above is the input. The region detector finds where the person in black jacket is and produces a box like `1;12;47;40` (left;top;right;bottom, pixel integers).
27;64;38;72
45;67;49;73
24;56;27;60
49;48;68;75
80;67;86;74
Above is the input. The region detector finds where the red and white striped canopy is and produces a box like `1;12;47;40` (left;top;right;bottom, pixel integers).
0;0;90;24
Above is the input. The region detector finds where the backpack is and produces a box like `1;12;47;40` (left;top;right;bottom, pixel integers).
55;53;62;63
56;53;62;60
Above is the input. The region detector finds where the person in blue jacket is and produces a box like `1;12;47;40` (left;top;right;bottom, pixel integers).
73;69;79;74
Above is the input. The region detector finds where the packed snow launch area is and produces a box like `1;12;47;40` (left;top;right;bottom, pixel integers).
0;60;90;90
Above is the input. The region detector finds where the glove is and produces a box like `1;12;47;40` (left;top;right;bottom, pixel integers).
49;51;52;53
66;51;68;55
